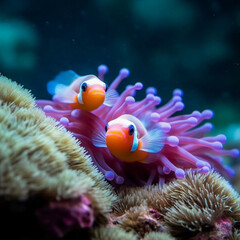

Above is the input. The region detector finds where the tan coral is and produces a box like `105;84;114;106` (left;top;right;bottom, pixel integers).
0;76;116;237
143;232;177;240
90;225;176;240
111;171;240;240
0;75;35;108
91;226;138;240
114;205;164;237
163;171;240;236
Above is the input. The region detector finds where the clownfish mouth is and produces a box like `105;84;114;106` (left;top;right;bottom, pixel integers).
88;88;105;101
106;129;131;155
90;89;105;95
106;129;125;139
106;128;129;146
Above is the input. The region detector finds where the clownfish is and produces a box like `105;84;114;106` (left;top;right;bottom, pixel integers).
92;114;165;163
47;70;118;112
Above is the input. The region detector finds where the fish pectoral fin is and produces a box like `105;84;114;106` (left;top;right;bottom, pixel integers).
104;89;119;106
92;129;107;148
53;86;76;103
140;126;165;153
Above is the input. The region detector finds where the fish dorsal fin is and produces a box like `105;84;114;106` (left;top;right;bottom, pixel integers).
47;81;63;95
104;89;119;106
140;125;165;153
47;70;79;96
54;70;79;85
92;128;107;148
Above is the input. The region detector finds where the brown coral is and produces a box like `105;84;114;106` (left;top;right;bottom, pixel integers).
110;171;240;240
0;76;116;238
163;171;240;236
90;225;176;240
91;226;138;240
143;232;177;240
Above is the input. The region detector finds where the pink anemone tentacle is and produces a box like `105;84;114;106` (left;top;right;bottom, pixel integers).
36;65;239;186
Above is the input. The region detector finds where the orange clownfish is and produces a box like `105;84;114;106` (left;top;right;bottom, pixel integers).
92;114;165;163
47;70;118;112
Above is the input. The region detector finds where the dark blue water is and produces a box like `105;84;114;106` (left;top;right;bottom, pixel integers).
0;0;239;134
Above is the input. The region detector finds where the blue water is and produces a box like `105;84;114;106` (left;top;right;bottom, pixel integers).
0;0;239;133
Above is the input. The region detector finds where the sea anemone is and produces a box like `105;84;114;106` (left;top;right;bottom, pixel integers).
0;76;116;238
36;65;239;186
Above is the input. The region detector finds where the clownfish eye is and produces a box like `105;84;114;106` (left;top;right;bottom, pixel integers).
105;83;108;91
105;123;108;132
81;82;87;92
128;125;134;136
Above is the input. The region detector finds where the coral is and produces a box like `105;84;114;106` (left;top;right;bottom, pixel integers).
163;172;240;235
143;232;176;240
111;171;240;240
91;225;138;240
35;195;94;236
0;75;116;238
37;65;238;186
90;225;176;240
0;74;35;108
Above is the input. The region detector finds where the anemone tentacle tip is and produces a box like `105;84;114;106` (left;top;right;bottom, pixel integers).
173;88;183;97
201;166;210;174
105;171;115;181
116;176;124;185
71;109;81;118
232;149;240;157
175;101;184;111
98;64;108;73
212;141;223;150
150;112;160;122
60;117;69;125
146;86;157;95
43;105;53;112
125;96;135;104
163;166;171;174
175;169;185;178
120;68;130;78
202;109;214;119
167;136;179;147
218;134;227;143
135;82;143;89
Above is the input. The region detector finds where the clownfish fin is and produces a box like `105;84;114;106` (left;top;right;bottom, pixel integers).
53;86;77;103
47;80;63;95
47;70;79;96
140;126;165;153
54;70;79;85
103;89;119;107
92;129;107;148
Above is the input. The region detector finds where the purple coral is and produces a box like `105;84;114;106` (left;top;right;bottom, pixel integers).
36;65;238;186
36;195;94;237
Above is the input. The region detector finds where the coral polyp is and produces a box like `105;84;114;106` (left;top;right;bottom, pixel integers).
36;65;239;186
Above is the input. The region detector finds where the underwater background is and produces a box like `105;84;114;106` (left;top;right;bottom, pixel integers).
1;1;240;239
0;0;239;146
